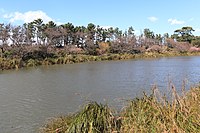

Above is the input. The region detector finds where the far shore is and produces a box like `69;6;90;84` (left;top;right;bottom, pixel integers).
1;49;200;70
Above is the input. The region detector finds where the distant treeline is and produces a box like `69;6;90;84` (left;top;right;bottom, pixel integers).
1;19;200;70
0;18;200;49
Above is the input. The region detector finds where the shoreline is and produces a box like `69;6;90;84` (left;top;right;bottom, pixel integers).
40;86;200;133
1;51;200;71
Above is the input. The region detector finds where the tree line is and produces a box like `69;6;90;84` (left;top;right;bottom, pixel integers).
0;18;200;55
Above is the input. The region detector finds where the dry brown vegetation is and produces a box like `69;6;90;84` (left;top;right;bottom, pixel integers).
40;85;200;133
1;36;200;70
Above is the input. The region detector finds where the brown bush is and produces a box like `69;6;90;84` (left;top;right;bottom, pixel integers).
166;39;191;52
97;42;110;54
146;45;162;53
67;46;84;54
189;46;200;52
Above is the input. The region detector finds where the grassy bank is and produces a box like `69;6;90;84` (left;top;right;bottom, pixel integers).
40;86;200;133
1;51;200;70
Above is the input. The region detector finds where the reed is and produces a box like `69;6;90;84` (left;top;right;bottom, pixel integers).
40;102;114;133
120;85;200;133
0;57;22;70
41;85;200;133
1;51;200;70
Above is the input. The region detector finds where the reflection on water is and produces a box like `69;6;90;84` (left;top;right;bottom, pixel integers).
0;56;200;132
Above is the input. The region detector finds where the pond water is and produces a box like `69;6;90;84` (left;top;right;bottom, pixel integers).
0;56;200;132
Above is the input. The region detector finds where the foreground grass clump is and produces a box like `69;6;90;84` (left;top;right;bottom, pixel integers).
120;86;200;132
41;86;200;133
41;102;115;133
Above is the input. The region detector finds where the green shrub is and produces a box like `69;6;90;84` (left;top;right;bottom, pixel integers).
41;102;115;133
67;102;114;133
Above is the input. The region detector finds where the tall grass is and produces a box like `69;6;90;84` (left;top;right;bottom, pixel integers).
41;85;200;133
67;102;114;133
2;51;200;70
41;102;115;133
0;57;23;70
120;86;200;132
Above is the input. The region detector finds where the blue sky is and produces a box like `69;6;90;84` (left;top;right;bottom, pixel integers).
1;0;200;36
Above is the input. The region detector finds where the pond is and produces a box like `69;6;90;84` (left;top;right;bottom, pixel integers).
0;56;200;132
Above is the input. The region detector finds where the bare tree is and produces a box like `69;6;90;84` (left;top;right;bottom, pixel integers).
0;24;11;46
10;26;26;46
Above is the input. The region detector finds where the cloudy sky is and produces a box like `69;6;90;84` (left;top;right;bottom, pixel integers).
1;0;200;35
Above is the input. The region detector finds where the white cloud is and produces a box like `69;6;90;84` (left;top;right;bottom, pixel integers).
193;28;200;35
55;21;64;25
134;29;140;35
195;28;200;32
100;26;112;29
148;16;158;22
3;10;53;23
168;18;185;25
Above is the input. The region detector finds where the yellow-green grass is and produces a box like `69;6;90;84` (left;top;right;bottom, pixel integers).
120;86;200;132
0;57;23;70
40;86;200;133
40;102;115;133
1;51;200;70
